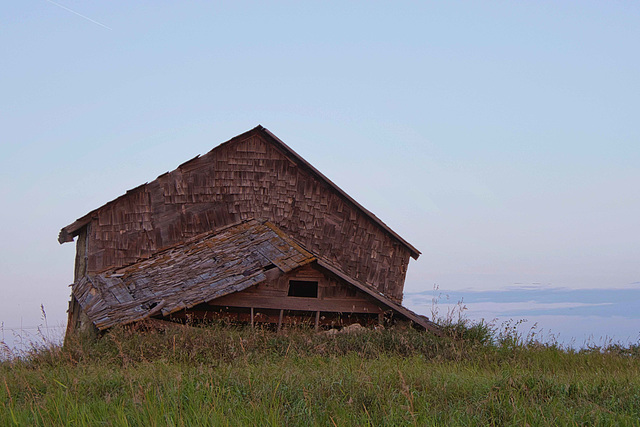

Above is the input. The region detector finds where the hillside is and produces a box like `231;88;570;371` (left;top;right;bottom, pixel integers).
2;321;639;426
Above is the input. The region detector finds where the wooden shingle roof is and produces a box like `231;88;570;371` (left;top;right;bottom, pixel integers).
74;220;315;330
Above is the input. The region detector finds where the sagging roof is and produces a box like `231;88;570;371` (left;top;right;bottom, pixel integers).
73;219;438;333
74;220;315;330
58;125;420;259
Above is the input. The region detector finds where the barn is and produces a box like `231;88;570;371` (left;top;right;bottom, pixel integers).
59;126;439;334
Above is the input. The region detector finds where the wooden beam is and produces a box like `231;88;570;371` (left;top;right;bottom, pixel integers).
250;307;254;328
315;311;320;331
210;293;383;314
277;309;284;332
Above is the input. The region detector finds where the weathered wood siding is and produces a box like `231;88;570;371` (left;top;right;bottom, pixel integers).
67;226;94;335
212;264;384;314
73;226;88;282
84;132;411;302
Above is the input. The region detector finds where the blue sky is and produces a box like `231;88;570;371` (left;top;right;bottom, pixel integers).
404;285;640;347
1;2;638;345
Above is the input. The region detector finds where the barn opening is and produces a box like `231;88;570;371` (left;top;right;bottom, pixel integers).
287;280;318;298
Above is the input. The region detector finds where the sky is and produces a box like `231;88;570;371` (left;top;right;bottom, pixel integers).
403;286;640;348
1;1;638;349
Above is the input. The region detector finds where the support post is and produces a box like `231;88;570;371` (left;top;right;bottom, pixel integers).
277;309;284;332
250;307;254;328
378;313;384;326
315;311;320;331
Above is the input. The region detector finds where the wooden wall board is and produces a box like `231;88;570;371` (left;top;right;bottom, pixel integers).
211;263;383;314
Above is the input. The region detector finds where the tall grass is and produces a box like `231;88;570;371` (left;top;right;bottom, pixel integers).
2;319;639;426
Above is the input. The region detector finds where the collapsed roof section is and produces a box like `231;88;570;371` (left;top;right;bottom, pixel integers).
73;220;438;333
74;220;314;330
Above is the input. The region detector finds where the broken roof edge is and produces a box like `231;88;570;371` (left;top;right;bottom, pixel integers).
57;181;150;244
57;126;266;243
58;125;421;259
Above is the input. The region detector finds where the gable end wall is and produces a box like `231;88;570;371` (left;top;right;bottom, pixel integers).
84;134;412;302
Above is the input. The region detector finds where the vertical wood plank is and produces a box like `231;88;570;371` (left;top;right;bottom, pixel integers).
251;307;254;328
315;311;320;331
277;309;284;332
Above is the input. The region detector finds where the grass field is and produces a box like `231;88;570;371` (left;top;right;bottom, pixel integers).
2;319;640;426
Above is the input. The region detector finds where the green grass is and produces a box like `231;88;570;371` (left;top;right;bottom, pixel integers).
2;321;640;426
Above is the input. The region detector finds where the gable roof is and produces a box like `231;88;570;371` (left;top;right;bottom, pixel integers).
58;126;420;259
74;219;438;333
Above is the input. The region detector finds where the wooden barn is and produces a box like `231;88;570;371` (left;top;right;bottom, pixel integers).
59;126;439;334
